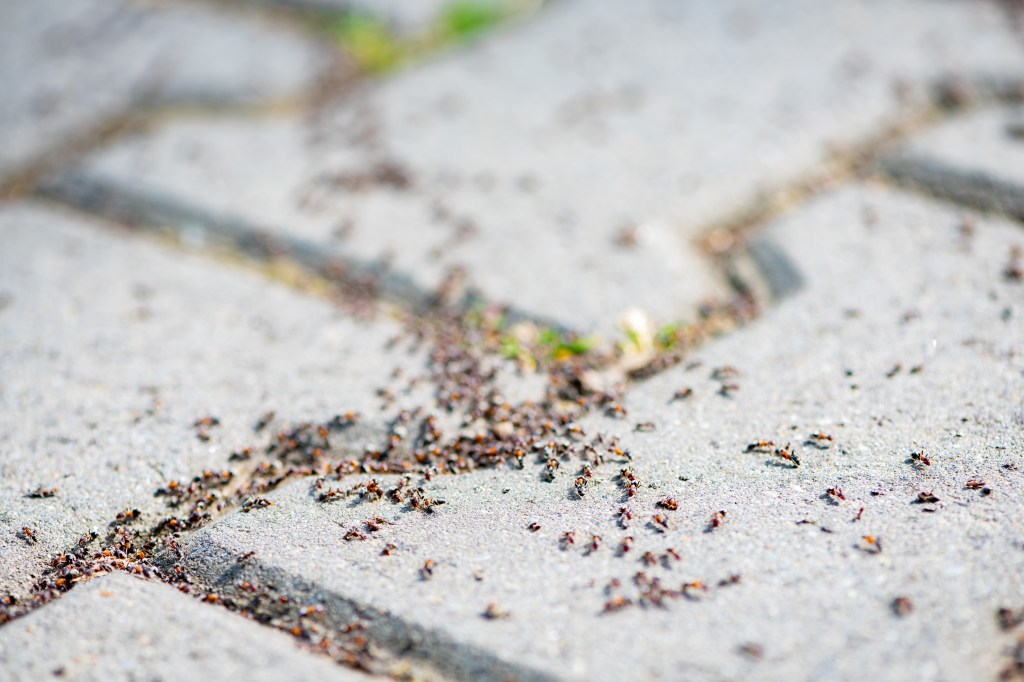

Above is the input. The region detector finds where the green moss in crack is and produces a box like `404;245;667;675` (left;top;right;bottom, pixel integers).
439;1;508;42
332;12;404;74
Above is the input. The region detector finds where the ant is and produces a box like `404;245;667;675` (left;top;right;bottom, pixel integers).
717;382;739;398
193;415;220;442
605;403;628;419
253;411;276;432
651;514;670;533
671;388;693;402
364;517;389;532
806;433;834;448
746;440;776;453
25;486;58;498
544;458;559;482
19;527;37;545
420;560;436;580
825;487;846;502
318;488;344;503
616;507;633;529
574;476;588;498
891;596;914;617
603;596;632;613
482;603;511;620
860;535;882;554
657;497;679;511
717;574;742;587
707;510;727;531
559;531;576;549
241;497;274;512
620;537;635;555
909;452;932;467
527;522;542;532
682;581;708;600
773;444;800;467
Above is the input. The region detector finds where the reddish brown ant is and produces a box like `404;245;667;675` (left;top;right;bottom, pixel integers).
574;476;588;498
707;510;727;530
620;536;635;555
773;444;800;467
860;535;882;554
603;596;632;613
825;487;846;502
671;388;693;401
891;596;914;617
807;433;834;448
25;486;58;498
482;603;511;620
910;452;932;466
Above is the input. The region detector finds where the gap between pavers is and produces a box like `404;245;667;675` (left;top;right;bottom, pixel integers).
232;0;523;36
0;572;370;681
0;0;335;184
0;202;445;596
44;0;1024;336
181;184;1024;681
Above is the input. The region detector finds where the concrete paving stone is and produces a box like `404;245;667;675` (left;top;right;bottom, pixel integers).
0;572;368;681
182;184;1024;681
881;105;1024;220
52;0;1024;334
0;202;443;596
0;0;332;181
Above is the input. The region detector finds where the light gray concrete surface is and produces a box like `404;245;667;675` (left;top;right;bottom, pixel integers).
0;0;331;181
882;105;1024;219
55;0;1024;334
0;203;434;595
0;572;367;681
183;184;1024;681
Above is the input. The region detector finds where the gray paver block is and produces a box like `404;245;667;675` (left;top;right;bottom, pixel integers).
0;0;331;180
182;184;1024;681
881;106;1024;219
0;572;367;681
0;203;434;595
55;0;1024;334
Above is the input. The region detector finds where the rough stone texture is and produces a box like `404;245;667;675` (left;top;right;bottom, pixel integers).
58;0;1024;334
0;203;433;595
0;0;331;181
183;185;1024;681
881;105;1024;219
0;572;367;681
